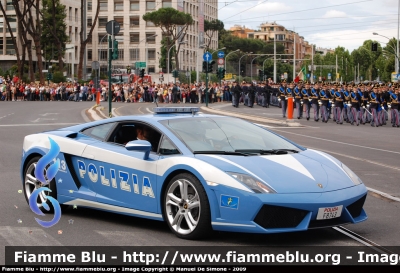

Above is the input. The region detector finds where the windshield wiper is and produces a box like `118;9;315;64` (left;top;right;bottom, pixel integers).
235;149;299;155
193;151;253;156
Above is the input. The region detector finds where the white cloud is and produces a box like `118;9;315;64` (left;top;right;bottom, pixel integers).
219;0;399;52
321;10;347;18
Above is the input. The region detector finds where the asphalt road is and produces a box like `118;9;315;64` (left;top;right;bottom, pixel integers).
0;101;399;264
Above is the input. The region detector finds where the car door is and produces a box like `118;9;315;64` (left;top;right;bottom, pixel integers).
80;121;160;214
61;122;117;202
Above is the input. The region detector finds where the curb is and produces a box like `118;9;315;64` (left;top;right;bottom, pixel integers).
87;105;107;121
201;106;303;127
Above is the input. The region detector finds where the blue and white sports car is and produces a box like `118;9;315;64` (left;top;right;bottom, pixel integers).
21;107;367;239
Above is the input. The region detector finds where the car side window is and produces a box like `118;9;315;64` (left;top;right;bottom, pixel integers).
81;123;115;141
159;136;180;155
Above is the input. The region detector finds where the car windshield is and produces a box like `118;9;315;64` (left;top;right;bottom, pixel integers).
159;117;301;153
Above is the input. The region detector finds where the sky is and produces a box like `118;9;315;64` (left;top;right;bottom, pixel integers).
218;0;399;52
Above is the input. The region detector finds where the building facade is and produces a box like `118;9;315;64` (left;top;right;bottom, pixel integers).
87;0;218;76
230;22;313;66
1;0;218;78
0;0;82;75
229;25;253;39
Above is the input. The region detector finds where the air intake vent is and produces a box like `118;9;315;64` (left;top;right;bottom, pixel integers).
254;205;308;229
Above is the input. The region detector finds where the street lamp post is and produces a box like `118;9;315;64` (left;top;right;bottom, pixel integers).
224;49;240;72
167;41;187;84
262;57;274;81
211;47;226;56
98;34;108;81
373;32;399;74
238;52;253;82
136;34;157;75
250;54;270;81
274;35;277;83
196;44;206;83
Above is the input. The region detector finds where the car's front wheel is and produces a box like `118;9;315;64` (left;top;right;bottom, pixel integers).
23;156;67;212
164;173;212;239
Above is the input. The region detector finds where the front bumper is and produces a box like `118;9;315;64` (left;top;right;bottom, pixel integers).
210;184;367;233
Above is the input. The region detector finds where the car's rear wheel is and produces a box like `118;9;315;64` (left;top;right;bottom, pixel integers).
23;156;67;212
164;173;212;240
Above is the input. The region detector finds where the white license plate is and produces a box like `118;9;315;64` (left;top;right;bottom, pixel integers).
316;205;343;220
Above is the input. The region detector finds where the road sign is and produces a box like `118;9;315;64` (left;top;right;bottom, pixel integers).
135;62;146;68
91;61;100;70
281;74;284;79
203;52;212;61
42;70;48;73
314;75;316;79
217;58;225;65
307;73;310;78
217;51;225;58
106;20;120;35
284;72;288;79
225;73;233;80
328;73;331;80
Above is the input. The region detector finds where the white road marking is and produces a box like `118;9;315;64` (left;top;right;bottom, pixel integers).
332;226;387;253
271;129;400;155
0;113;14;119
255;123;318;129
146;107;154;113
366;187;400;202
39;113;59;117
0;123;79;127
308;147;400;172
31;118;56;123
0;226;62;246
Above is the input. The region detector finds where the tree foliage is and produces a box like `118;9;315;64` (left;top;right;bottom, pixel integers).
40;0;68;71
143;8;193;70
159;37;176;71
204;19;224;49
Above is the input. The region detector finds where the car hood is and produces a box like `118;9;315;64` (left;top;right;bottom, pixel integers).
194;149;356;194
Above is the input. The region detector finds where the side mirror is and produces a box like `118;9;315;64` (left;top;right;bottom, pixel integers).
125;140;152;160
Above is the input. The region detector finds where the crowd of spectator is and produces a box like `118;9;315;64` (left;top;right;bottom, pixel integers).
1;74;234;104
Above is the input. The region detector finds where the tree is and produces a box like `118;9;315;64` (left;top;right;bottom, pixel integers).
143;7;193;70
159;37;176;72
12;0;36;82
0;1;24;79
204;19;224;49
77;0;100;80
40;0;68;71
20;0;47;84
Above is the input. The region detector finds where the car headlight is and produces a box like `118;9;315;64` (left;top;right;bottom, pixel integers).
341;163;363;185
227;172;276;193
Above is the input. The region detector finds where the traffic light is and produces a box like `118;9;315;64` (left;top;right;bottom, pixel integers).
371;42;378;52
220;68;225;79
46;73;52;81
258;70;264;81
112;39;119;60
202;61;208;73
172;70;179;78
207;60;215;73
217;68;225;79
140;69;145;78
127;66;131;74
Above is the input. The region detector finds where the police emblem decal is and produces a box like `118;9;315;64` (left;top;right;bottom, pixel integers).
220;195;239;209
